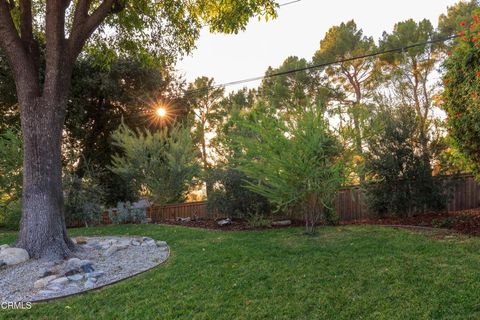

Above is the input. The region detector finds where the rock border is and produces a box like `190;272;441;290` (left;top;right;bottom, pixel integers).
30;244;171;304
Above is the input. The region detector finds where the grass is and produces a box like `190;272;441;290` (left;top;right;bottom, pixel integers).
1;225;480;319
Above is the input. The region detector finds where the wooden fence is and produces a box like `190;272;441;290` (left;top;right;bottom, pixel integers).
67;174;480;227
146;174;480;222
147;201;218;222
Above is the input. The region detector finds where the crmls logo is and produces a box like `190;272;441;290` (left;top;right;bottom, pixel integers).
1;301;32;310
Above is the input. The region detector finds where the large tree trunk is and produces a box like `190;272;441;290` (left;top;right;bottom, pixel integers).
16;96;75;260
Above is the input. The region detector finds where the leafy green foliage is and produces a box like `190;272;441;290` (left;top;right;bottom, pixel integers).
63;163;106;227
109;202;147;225
438;0;480;37
365;106;446;217
379;19;441;156
207;167;271;219
82;0;278;67
259;56;328;118
442;13;480;179
0;128;22;229
234;105;345;233
313;20;379;183
110;123;199;205
65;54;182;204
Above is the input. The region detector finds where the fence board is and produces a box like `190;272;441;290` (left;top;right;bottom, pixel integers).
68;174;480;227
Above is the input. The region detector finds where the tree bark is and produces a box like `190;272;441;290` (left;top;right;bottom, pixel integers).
0;0;118;260
16;96;75;260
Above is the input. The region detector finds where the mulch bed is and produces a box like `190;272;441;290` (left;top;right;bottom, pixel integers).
157;209;480;236
158;219;304;231
342;209;480;236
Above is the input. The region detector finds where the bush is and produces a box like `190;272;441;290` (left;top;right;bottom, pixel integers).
110;123;199;205
63;165;106;227
207;167;271;219
0;200;21;230
109;202;147;224
245;212;272;228
365;106;446;217
233;105;345;234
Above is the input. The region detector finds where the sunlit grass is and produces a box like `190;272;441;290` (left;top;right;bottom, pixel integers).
1;225;479;319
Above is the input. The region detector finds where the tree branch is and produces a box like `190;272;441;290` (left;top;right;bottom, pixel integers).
19;0;33;43
68;0;116;61
0;0;40;100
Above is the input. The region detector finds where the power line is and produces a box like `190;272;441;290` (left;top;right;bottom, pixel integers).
110;33;458;122
279;0;302;6
185;34;458;96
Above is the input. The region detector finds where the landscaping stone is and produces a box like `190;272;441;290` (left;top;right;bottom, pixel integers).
87;271;105;279
0;248;29;266
67;274;84;282
79;260;94;273
84;279;96;289
74;237;88;245
34;275;58;289
104;244;129;257
0;236;170;302
156;241;168;248
217;218;232;226
131;240;141;246
0;244;10;251
272;220;292;226
50;277;69;286
177;217;191;222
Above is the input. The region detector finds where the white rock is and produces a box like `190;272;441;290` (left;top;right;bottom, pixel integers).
34;275;58;289
156;241;168;248
50;277;69;286
0;248;29;266
142;240;156;247
131;240;141;246
87;271;105;279
84;280;95;289
217;218;232;226
67;274;84;281
0;244;10;251
104;244;128;257
272;220;292;226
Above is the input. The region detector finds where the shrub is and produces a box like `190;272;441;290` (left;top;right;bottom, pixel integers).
110;123;199;205
365;106;446;217
0;200;21;230
442;13;480;179
109;202;147;224
207;167;271;219
245;212;272;228
233;105;346;234
63;164;106;227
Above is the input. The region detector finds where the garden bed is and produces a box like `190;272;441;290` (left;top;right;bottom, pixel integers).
158;218;304;231
157;209;480;236
344;208;480;236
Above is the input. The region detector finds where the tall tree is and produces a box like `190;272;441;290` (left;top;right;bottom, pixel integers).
379;19;441;154
313;20;378;184
0;0;278;259
184;76;225;199
258;56;328;119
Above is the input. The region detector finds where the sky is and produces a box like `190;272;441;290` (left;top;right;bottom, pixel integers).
176;0;459;93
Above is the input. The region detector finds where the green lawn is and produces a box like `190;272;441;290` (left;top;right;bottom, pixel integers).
1;225;480;319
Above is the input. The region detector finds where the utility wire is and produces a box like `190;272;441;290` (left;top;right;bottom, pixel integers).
185;34;458;96
110;33;458;121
